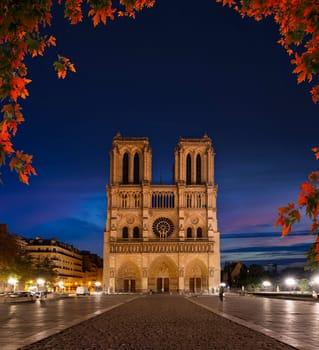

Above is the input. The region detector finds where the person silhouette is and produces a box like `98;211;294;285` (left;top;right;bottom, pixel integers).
219;286;225;301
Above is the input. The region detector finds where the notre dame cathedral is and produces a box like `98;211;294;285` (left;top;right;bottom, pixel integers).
103;133;220;293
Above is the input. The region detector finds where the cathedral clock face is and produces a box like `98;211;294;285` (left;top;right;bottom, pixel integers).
152;217;174;238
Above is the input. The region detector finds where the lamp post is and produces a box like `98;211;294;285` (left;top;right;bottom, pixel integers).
8;277;17;293
262;280;272;291
310;275;319;298
312;276;319;286
285;277;296;292
58;280;64;293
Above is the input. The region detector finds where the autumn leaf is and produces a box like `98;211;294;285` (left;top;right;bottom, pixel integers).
298;193;308;206
312;147;319;160
282;224;291;237
88;7;115;27
19;172;29;185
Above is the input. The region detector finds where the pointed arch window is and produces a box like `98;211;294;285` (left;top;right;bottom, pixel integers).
122;153;129;184
133;153;140;184
122;227;129;239
186;154;191;185
197;227;202;239
187;227;192;239
133;227;140;239
196;154;201;184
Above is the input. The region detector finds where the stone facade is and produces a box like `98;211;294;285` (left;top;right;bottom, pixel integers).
103;133;220;293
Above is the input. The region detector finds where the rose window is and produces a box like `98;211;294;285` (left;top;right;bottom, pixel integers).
152;217;174;238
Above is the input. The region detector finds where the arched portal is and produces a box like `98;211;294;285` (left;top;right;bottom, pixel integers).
185;259;209;293
117;261;142;293
148;256;178;293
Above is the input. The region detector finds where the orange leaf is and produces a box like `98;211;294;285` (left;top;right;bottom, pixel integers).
282;224;291;237
19;172;29;185
297;193;307;206
312;147;319;159
47;36;56;47
300;182;314;194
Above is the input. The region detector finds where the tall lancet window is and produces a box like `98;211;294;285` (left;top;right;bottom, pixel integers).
122;227;129;239
122;153;129;184
133;153;140;184
186;154;191;185
133;227;140;239
196;154;201;184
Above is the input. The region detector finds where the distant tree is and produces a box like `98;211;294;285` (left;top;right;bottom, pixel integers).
82;254;93;272
13;248;35;285
238;264;269;289
297;278;311;293
32;256;58;283
0;229;20;280
305;243;319;271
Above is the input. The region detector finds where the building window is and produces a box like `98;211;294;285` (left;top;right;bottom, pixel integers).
121;193;128;208
133;153;139;184
196;154;201;184
186;193;192;208
152;192;175;208
133;192;140;208
187;227;192;239
133;227;140;239
197;227;202;239
186;154;191;185
122;227;129;239
122;153;129;184
196;193;202;208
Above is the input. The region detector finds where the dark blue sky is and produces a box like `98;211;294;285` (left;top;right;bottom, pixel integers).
1;0;318;270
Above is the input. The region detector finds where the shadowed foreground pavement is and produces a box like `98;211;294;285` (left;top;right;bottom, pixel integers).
20;295;296;350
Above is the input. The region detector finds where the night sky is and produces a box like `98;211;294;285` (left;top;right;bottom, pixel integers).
1;0;318;271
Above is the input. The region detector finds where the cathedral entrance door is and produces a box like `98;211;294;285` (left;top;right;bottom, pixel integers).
131;279;136;293
164;277;169;292
189;278;195;293
124;279;136;292
157;278;169;292
124;279;129;292
189;278;202;293
196;277;201;291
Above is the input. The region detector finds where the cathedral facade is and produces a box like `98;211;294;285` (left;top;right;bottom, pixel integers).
103;133;220;293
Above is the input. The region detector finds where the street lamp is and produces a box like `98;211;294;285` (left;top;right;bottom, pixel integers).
285;277;296;291
312;276;319;285
310;275;319;298
58;281;64;293
8;277;17;292
262;280;272;289
36;278;45;286
94;281;102;293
